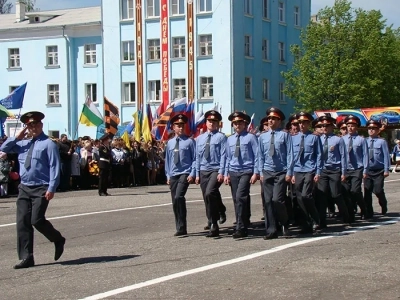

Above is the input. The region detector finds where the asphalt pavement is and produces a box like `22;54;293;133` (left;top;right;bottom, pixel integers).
0;176;400;300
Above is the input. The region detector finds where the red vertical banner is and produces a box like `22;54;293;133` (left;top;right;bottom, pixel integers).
135;0;144;110
187;0;195;104
160;0;169;113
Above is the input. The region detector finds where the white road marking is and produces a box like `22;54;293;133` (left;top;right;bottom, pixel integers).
0;194;259;228
81;217;400;300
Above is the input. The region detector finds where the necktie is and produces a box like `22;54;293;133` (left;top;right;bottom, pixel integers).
24;139;36;169
348;136;353;153
174;137;180;165
299;134;305;160
234;135;240;158
369;139;375;161
269;132;275;157
204;134;211;159
323;136;329;160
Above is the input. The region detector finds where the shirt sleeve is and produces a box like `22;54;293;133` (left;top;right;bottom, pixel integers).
218;135;227;176
383;140;390;173
362;138;369;174
286;133;294;177
251;135;259;175
315;136;323;175
164;143;171;180
258;135;265;175
190;139;196;178
195;135;201;178
224;138;231;177
47;141;61;193
339;138;347;176
0;137;22;154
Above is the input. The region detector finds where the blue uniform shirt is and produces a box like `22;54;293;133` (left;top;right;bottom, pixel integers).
196;130;226;177
292;131;323;175
225;131;259;176
258;129;294;176
165;135;196;180
366;137;390;173
343;133;369;174
319;134;347;175
0;132;61;192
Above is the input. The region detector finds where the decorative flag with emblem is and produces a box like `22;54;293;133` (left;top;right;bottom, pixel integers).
104;97;120;136
79;95;103;127
0;82;27;110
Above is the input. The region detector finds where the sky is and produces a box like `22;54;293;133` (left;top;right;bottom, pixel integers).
8;0;400;29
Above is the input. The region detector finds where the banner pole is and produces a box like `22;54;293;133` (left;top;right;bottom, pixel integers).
13;107;22;137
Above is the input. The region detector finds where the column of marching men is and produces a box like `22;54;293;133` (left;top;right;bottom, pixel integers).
165;107;391;239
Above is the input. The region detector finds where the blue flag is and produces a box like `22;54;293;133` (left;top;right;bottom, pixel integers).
0;82;27;109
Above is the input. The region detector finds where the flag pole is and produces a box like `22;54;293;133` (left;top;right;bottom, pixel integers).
13;107;22;137
74;104;85;139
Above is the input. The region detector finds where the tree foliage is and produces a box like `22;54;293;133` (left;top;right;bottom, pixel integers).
282;0;400;111
0;0;12;14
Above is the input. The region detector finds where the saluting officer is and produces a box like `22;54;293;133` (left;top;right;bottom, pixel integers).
165;114;196;236
364;119;390;218
195;110;227;238
291;112;323;233
225;112;259;239
259;107;294;239
314;115;350;228
98;133;112;196
342;115;368;221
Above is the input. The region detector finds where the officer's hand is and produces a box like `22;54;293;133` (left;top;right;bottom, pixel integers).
363;173;368;179
291;176;295;184
260;176;264;183
224;176;230;185
250;174;258;184
314;175;320;183
45;191;54;201
384;172;389;178
217;174;224;183
187;176;194;183
195;177;200;184
285;175;292;182
341;175;346;182
166;179;170;185
16;126;29;140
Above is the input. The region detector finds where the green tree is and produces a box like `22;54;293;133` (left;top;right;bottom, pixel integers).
283;0;400;111
0;0;12;14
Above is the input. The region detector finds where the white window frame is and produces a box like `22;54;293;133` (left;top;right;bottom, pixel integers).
148;80;161;102
279;82;285;103
279;42;285;62
198;0;212;13
245;77;252;99
200;77;213;99
294;6;300;27
278;1;285;23
173;78;186;100
85;83;97;102
172;37;185;59
262;0;269;19
46;45;58;66
8;48;20;68
148;39;161;61
122;41;135;62
199;34;212;56
262;39;269;60
171;0;185;16
146;0;160;18
244;0;251;15
84;44;97;65
48;84;59;104
244;35;252;57
262;79;269;101
122;82;136;103
121;0;134;20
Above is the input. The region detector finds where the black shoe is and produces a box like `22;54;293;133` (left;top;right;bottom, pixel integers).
299;227;313;234
105;192;111;196
381;207;388;215
281;225;291;238
54;237;66;261
261;216;265;221
204;225;210;230
14;257;35;269
232;230;248;239
206;224;219;237
174;231;187;237
263;232;278;240
219;213;226;224
99;192;106;196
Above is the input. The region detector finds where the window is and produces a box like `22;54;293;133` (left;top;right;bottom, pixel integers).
8;48;20;68
9;86;18;93
171;0;184;15
278;2;285;23
173;79;186;99
121;0;134;19
244;35;252;57
262;0;269;19
279;82;285;103
46;46;58;66
48;84;59;104
262;39;269;60
172;37;185;58
123;82;136;103
48;130;60;139
84;44;97;64
148;39;160;60
245;77;252;99
200;77;213;98
198;0;212;13
148;80;161;102
294;6;300;26
122;41;135;62
147;0;160;18
262;79;269;100
199;35;212;56
86;84;97;102
244;0;251;15
278;42;285;62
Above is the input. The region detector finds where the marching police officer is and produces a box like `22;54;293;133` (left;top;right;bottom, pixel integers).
225;112;259;238
165;114;196;236
291;112;323;233
195;110;227;237
364;119;390;218
98;133;112;196
259;107;294;239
